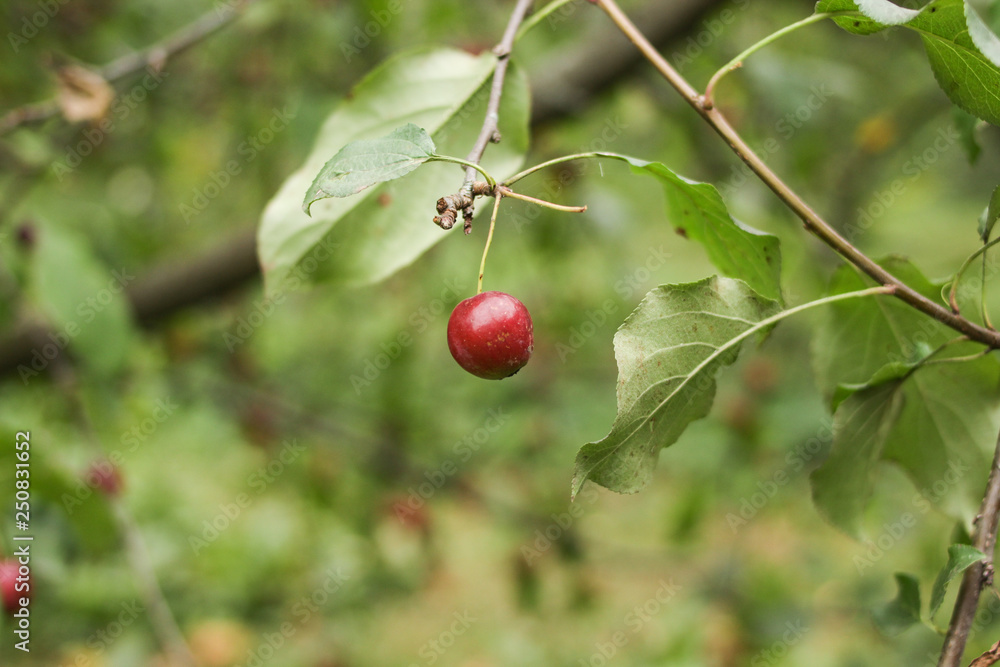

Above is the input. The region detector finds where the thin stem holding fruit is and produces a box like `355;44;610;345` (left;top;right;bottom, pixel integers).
478;194;503;294
591;0;1000;350
703;12;848;107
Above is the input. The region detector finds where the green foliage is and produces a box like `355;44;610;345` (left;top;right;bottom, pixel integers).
929;544;986;618
817;0;1000;125
10;0;1000;664
812;260;1000;529
593;153;783;303
572;277;781;497
303;123;436;213
258;47;529;292
873;573;922;636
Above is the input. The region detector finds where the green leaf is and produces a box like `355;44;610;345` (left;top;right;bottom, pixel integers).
873;573;922;636
811;377;906;538
259;47;529;292
592;153;783;303
830;360;913;411
929;544;986;618
813;259;1000;524
913;1;1000;126
303;123;436;214
813;258;953;395
978;184;1000;242
855;0;920;24
572;277;781;497
817;0;894;35
29;223;134;376
817;0;1000;125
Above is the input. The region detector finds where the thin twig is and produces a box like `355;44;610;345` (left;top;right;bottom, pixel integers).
113;501;197;667
56;368;196;667
460;0;536;190
938;426;1000;666
0;0;254;136
591;0;1000;350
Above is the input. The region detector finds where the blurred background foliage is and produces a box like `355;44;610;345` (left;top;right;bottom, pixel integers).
2;0;1000;665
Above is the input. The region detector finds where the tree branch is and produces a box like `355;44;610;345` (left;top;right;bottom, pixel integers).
0;0;731;378
591;0;1000;349
529;0;730;125
938;427;1000;666
461;0;536;187
434;0;536;233
0;0;254;136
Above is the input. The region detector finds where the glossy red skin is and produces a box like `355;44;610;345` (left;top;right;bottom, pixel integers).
0;560;24;614
448;292;533;380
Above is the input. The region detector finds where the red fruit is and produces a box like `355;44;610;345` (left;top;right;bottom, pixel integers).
0;560;24;614
447;291;533;380
86;460;123;496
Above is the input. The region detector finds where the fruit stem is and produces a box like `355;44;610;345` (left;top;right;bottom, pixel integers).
498;186;587;212
478;193;503;294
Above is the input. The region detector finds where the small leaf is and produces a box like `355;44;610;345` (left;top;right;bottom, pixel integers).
978;184;1000;243
573;277;781;497
929;544;987;618
592;153;783;303
873;573;922;636
303;123;436;214
258;48;529;292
